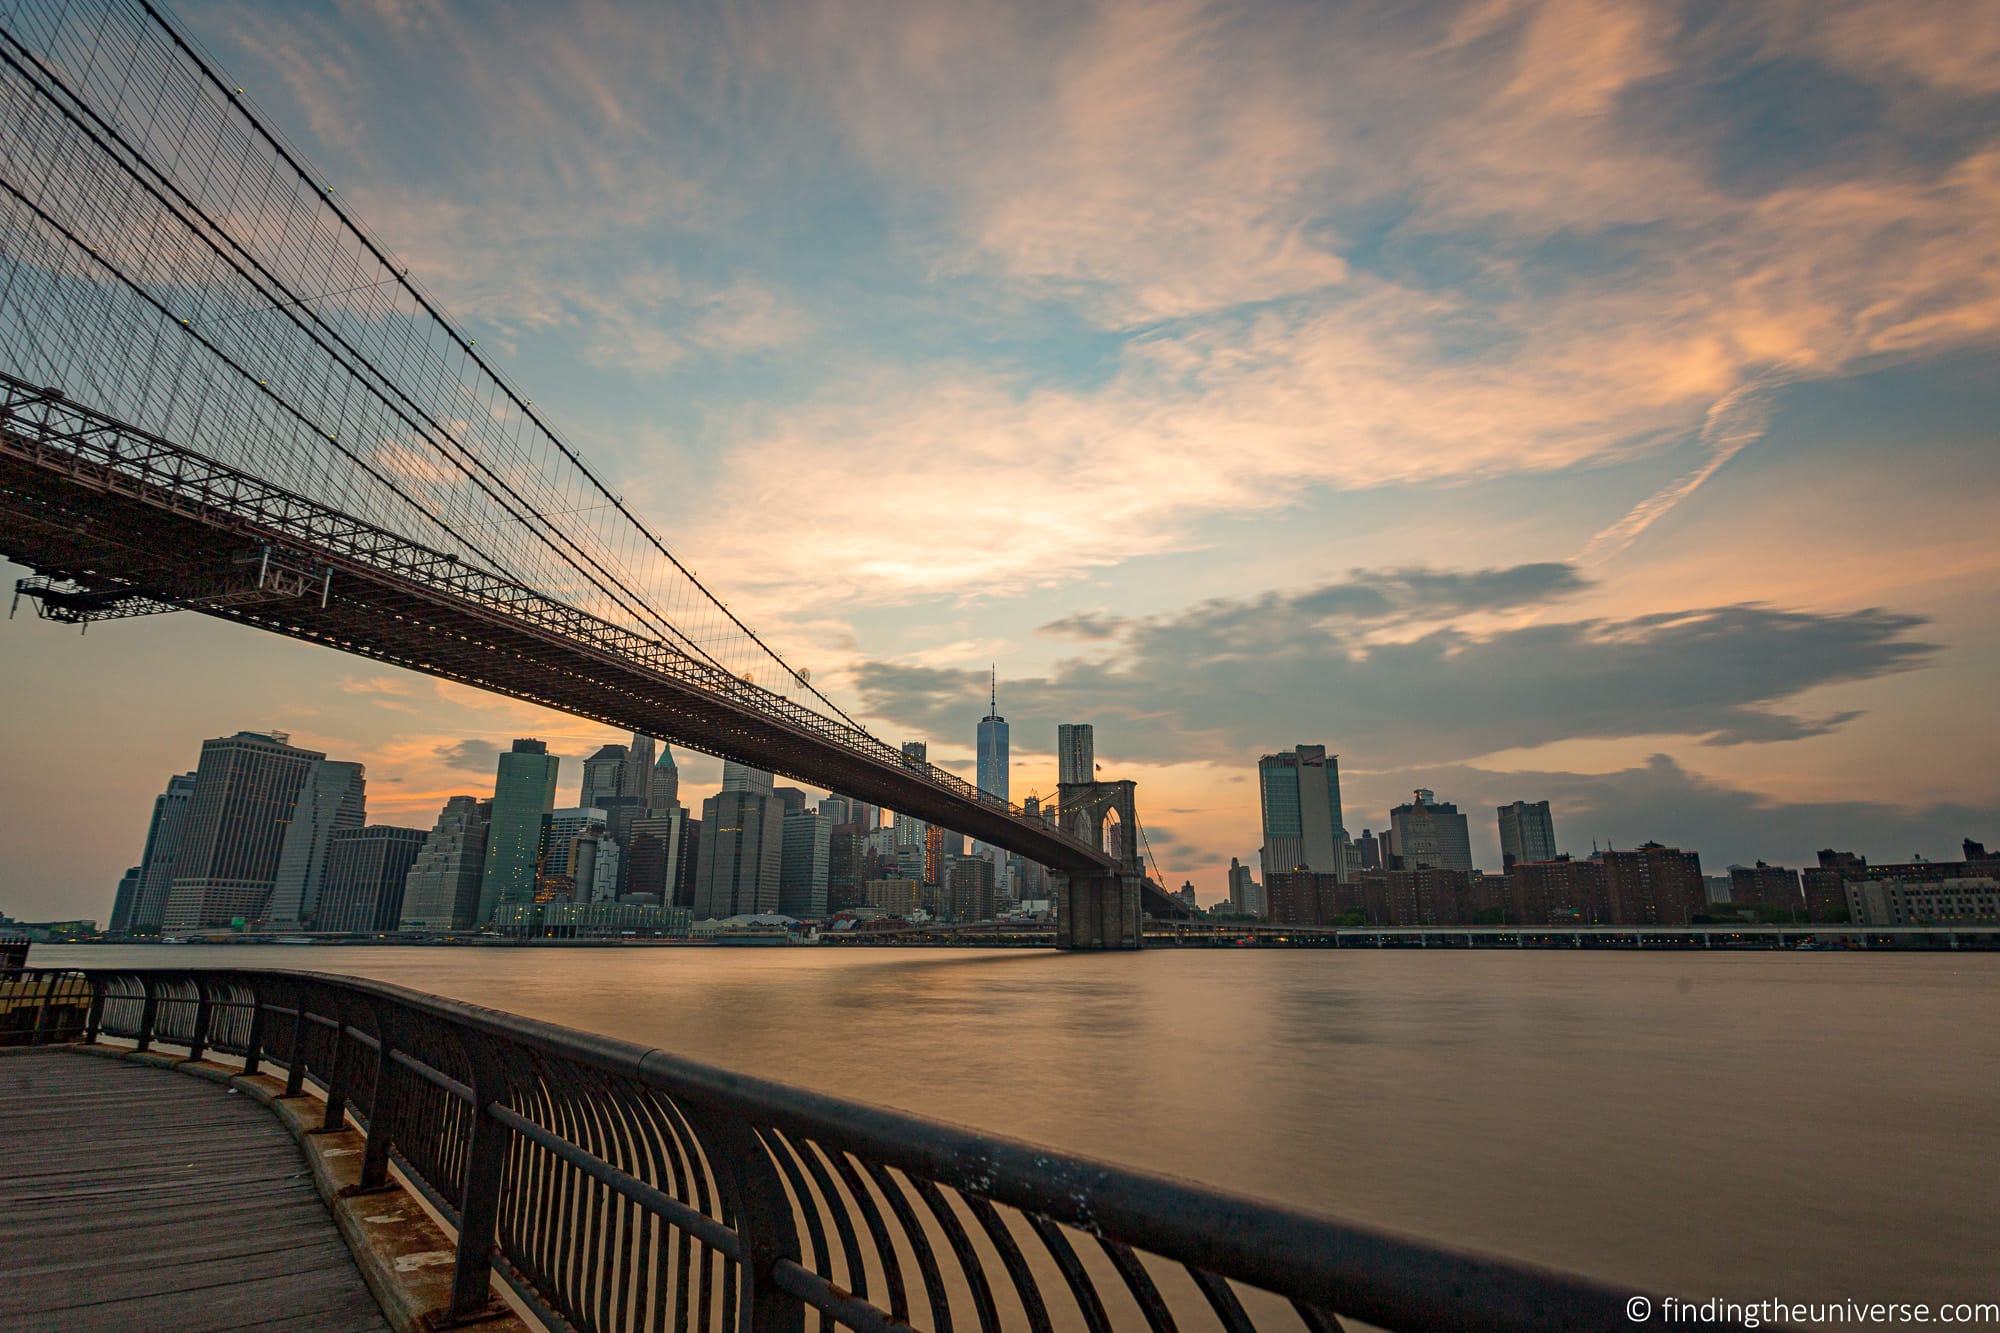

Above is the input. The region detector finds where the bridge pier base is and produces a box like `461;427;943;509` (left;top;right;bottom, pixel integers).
1054;873;1144;951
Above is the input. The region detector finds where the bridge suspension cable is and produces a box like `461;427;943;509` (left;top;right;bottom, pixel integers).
0;0;857;725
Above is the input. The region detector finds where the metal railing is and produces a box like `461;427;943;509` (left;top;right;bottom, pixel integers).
0;966;92;1045
11;967;1748;1331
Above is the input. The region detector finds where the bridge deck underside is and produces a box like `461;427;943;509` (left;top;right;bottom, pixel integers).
0;410;1123;877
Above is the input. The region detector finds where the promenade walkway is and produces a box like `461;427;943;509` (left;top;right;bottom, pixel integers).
0;1050;387;1332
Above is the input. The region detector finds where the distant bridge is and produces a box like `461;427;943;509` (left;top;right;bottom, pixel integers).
0;0;1189;937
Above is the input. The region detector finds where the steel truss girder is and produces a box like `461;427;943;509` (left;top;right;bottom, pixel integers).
0;373;1122;876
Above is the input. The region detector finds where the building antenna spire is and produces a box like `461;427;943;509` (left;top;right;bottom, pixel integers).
990;664;997;713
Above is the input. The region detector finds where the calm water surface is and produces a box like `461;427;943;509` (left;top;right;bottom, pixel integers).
42;944;2000;1310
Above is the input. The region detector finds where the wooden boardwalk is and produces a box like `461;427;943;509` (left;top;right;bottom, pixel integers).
0;1051;388;1331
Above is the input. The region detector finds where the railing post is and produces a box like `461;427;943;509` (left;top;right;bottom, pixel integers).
242;982;266;1076
357;1003;399;1191
30;972;58;1046
135;976;159;1052
317;999;349;1134
83;976;105;1044
186;977;213;1062
284;988;310;1097
445;1030;509;1324
687;1109;806;1333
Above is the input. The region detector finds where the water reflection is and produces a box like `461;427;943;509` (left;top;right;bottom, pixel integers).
41;943;2000;1311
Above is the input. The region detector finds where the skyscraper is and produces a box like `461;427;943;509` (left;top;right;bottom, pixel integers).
1014;794;1053;903
974;669;1011;877
923;823;948;886
398;796;492;930
267;759;366;928
625;733;655;810
977;669;1010;803
1057;723;1094;786
129;770;196;935
650;744;681;814
1497;800;1558;870
694;786;782;919
162;731;323;932
891;741;927;855
594;794;646;895
1388;789;1474;874
1257;746;1352;879
626;806;699;906
1227;857;1256;915
316;825;428;933
722;760;775;795
108;866;142;935
537;807;611;901
571;827;620;903
581;743;631;808
476;739;560;924
946;855;997;923
779;808;831;919
827;821;868;911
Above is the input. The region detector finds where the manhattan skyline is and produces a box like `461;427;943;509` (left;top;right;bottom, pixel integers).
4;0;1999;919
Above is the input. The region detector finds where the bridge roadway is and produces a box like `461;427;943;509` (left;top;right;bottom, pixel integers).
0;1049;387;1331
0;374;1160;899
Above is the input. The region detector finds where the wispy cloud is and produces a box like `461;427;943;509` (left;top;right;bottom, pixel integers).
1580;371;1790;565
651;0;2000;611
202;0;2000;622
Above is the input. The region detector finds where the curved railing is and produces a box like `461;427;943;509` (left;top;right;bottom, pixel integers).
8;967;1747;1331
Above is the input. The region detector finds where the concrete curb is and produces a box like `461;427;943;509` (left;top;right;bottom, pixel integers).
66;1044;532;1333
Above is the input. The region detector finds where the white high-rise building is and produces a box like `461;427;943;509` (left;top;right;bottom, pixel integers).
577;827;620;904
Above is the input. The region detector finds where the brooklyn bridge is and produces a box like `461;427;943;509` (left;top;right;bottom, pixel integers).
0;6;1812;1332
0;0;1194;947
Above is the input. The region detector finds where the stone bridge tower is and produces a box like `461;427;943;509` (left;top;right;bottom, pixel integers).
1054;777;1144;950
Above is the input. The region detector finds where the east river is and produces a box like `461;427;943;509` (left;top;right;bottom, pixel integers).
37;944;2000;1313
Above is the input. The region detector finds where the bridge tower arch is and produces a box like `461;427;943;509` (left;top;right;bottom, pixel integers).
1054;777;1144;950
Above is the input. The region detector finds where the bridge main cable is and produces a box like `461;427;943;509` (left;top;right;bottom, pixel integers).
0;24;764;691
133;0;864;728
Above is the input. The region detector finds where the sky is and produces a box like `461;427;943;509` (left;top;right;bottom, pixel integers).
4;0;1999;918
